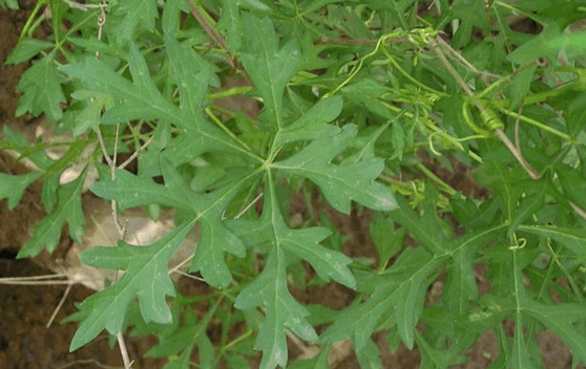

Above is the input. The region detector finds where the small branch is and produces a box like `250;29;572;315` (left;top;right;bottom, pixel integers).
47;282;73;328
117;134;154;170
569;202;586;222
117;332;133;369
56;358;123;369
186;0;234;68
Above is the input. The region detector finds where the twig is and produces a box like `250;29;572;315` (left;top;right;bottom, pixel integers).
56;358;123;369
117;134;155;170
117;332;133;369
61;0;108;12
173;270;206;282
436;36;501;79
47;282;73;328
186;0;234;68
235;192;263;219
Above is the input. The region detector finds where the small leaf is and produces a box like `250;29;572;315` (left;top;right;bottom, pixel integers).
235;247;318;369
17;170;86;258
0;172;40;210
241;14;301;129
5;38;54;65
113;0;158;45
275;125;397;214
556;165;586;211
273;96;342;147
16;51;66;122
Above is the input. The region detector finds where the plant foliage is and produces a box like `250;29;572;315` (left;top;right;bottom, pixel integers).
3;0;586;368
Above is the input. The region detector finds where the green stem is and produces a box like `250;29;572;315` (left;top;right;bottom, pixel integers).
497;107;573;142
19;0;45;42
415;163;460;198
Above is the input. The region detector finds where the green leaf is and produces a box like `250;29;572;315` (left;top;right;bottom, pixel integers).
416;332;469;369
370;214;404;270
509;64;537;111
0;171;40;210
150;301;220;369
356;339;383;369
518;224;586;261
113;0;158;45
235;173;354;368
91;163;251;288
90;169;191;211
5;38;54;65
522;299;586;367
17;171;86;258
273;96;342;147
235;246;318;369
61;44;255;166
556;165;586;211
0;0;19;9
16;51;65;122
322;247;443;350
241;14;301;129
70;221;195;351
274;125;397;214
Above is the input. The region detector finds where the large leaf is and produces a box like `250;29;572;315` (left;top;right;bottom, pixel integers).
70;221;195;350
235;173;354;368
91;162;252;288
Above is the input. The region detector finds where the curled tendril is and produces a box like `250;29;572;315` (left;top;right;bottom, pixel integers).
480;108;505;131
462;100;491;137
508;238;527;250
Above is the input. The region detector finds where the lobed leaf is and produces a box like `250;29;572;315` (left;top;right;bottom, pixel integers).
70;221;195;351
17;171;86;258
274;125;397;214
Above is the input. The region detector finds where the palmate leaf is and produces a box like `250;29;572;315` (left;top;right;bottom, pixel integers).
90;162;251;288
234;173;355;369
17;171;86;258
70;221;194;351
274;124;397;214
241;14;301;129
16;50;66;122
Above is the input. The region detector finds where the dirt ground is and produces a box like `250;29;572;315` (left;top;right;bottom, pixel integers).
0;3;580;369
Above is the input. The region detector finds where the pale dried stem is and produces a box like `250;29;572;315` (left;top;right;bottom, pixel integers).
117;332;133;369
47;282;73;328
117;133;155;170
56;358;123;369
235;192;263;219
173;270;206;282
436;36;501;79
0;273;67;281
